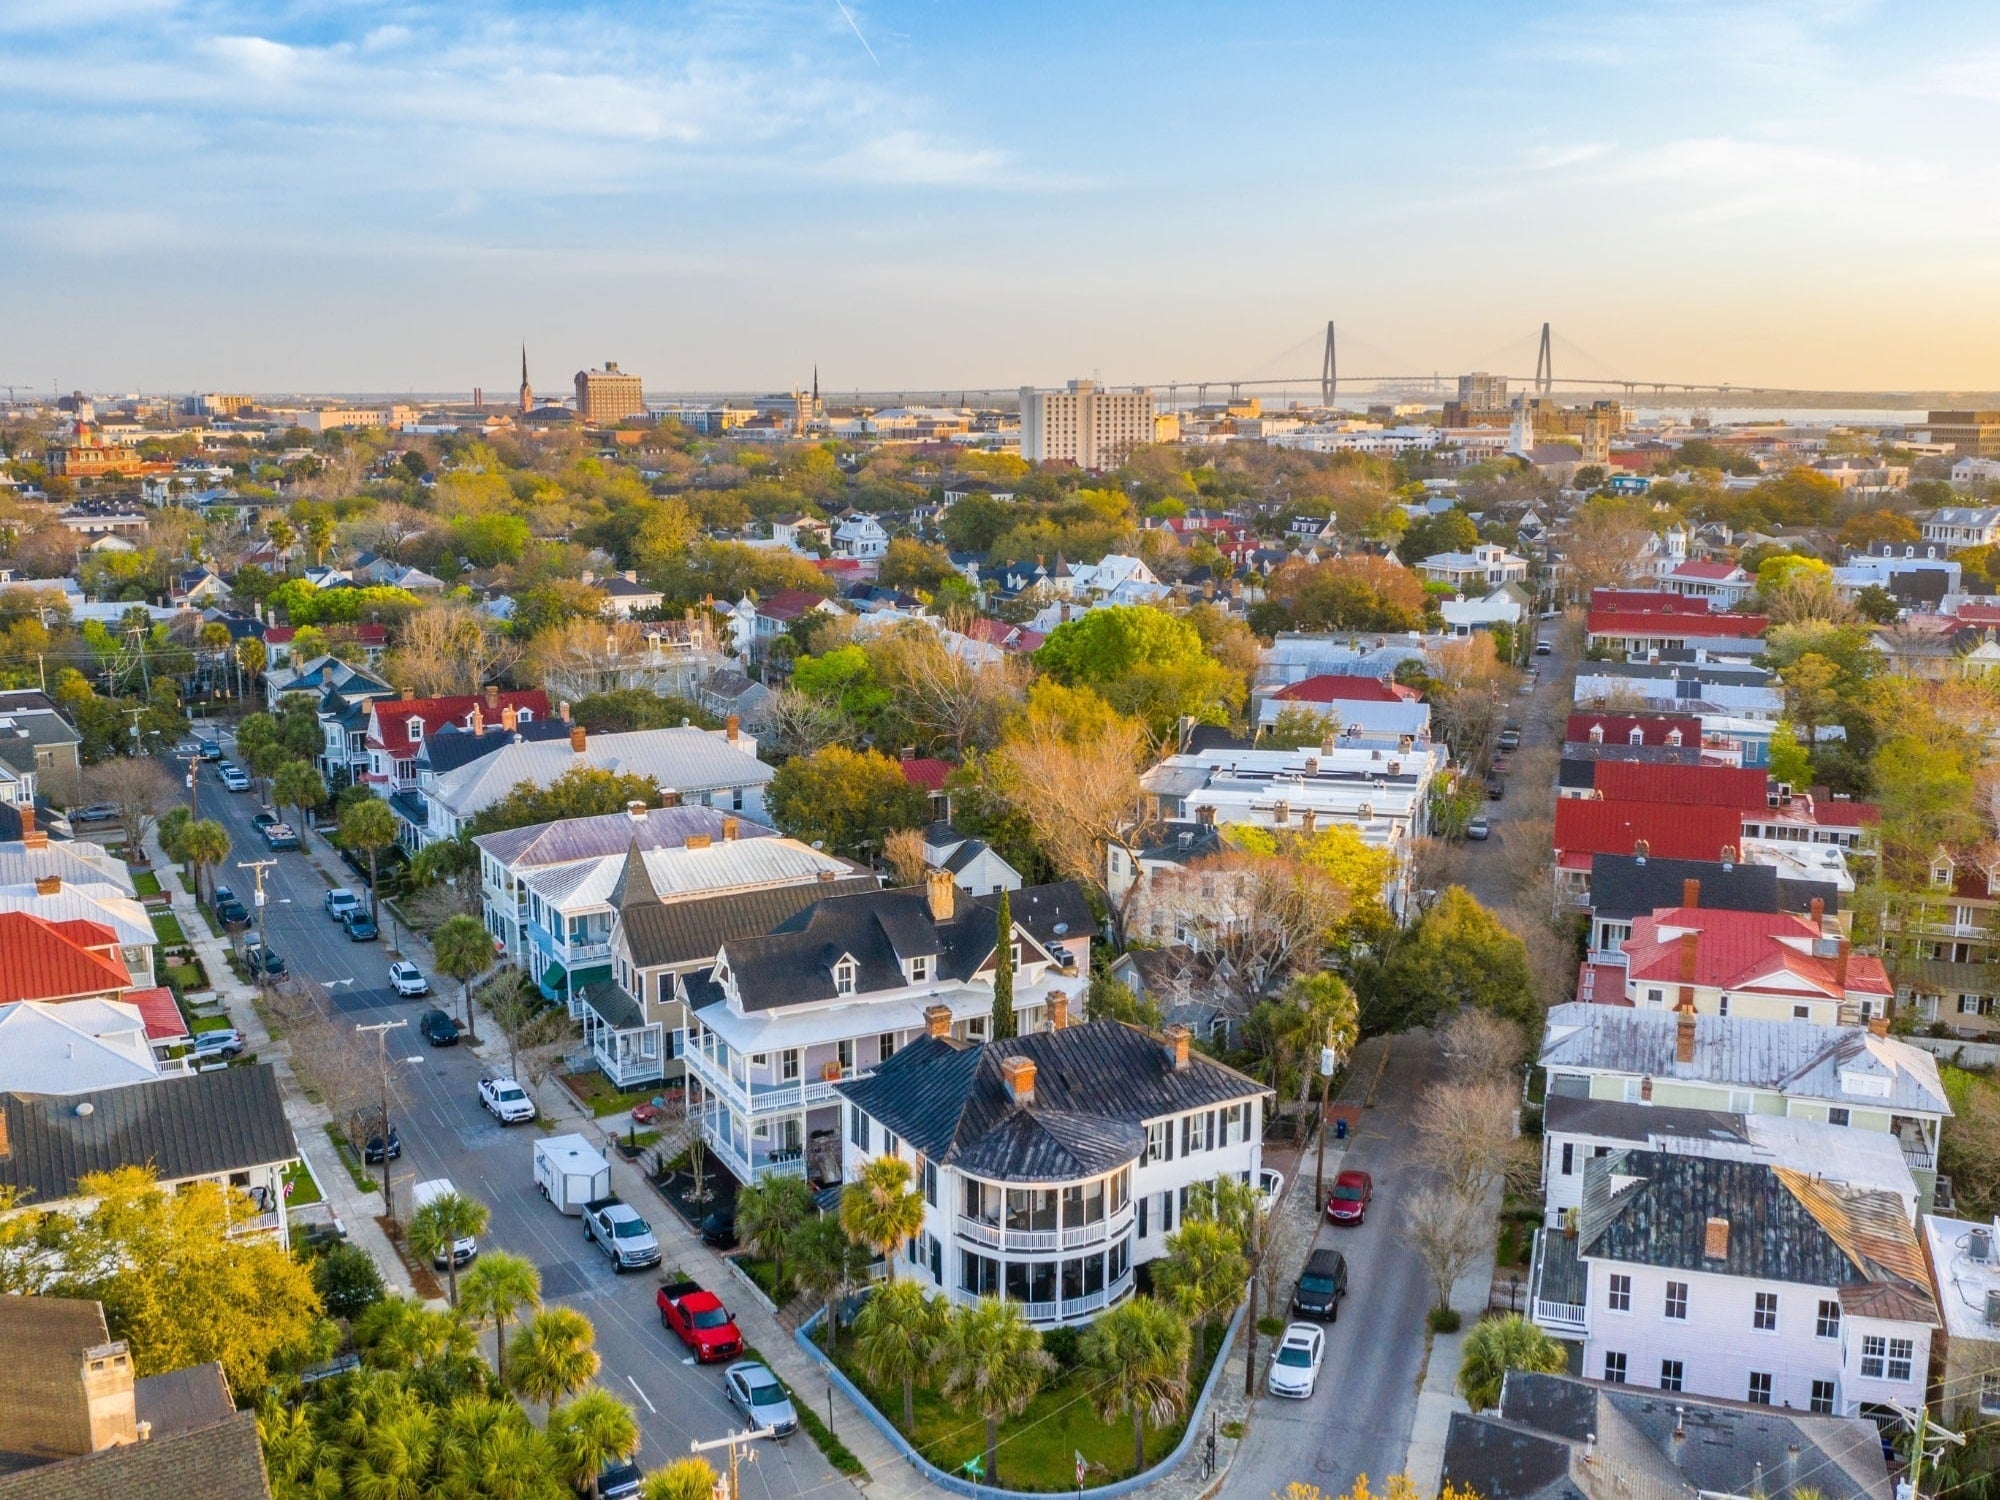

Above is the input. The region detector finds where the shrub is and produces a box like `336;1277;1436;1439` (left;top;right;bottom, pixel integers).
1041;1325;1081;1369
1428;1306;1463;1334
312;1241;387;1321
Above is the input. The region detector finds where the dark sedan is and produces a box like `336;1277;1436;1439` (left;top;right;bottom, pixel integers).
418;1009;460;1046
363;1126;401;1164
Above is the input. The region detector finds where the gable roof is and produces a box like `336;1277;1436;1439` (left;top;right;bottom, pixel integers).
1588;607;1770;639
1590;762;1771;809
476;804;775;869
434;727;774;817
0;1000;157;1091
898;757;953;793
0;1410;271;1500
0;911;130;1003
368;690;550;756
1564;714;1703;747
1622;907;1891;998
1271;674;1415;704
1587;855;1782;922
1552;799;1744;865
621;876;880;970
836;1021;1267;1182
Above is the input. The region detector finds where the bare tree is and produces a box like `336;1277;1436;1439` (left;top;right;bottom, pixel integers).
1128;850;1350;1015
383;602;522;698
266;977;401;1151
1437;1010;1529;1086
1427;635;1515;762
761;686;853;757
1559;506;1653;600
882;828;929;887
524;616;717;703
1412;1079;1532;1202
479;972;576;1088
866;617;1028;755
1402;1183;1491;1313
342;502;434;563
89;756;178;855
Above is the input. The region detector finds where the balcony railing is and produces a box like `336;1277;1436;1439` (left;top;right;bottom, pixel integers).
949;1269;1135;1324
702;1122;808;1185
954;1203;1133;1256
685;1044;861;1117
1529;1228;1588;1335
563;939;613;963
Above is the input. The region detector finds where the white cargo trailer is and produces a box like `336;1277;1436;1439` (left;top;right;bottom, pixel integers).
533;1134;611;1215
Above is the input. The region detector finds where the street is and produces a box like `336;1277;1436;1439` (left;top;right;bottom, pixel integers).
182;735;844;1500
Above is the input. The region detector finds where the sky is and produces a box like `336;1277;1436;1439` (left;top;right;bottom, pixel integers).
4;0;2000;396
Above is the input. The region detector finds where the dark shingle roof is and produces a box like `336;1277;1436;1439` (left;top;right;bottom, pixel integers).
1542;1094;1750;1148
622;877;879;970
838;1021;1266;1182
0;1411;271;1500
0;1065;297;1204
1587;855;1781;922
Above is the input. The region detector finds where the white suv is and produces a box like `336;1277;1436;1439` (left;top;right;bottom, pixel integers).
389;961;430;997
478;1075;536;1124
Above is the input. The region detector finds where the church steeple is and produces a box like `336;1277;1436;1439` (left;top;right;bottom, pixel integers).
519;344;533;414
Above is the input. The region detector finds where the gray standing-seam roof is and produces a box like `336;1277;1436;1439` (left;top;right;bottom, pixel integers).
621;877;879;971
434;727;773;820
477;804;776;870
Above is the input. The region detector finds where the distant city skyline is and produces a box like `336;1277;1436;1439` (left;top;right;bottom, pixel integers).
5;0;1999;393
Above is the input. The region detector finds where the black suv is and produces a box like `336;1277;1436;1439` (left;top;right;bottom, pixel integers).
1291;1246;1349;1322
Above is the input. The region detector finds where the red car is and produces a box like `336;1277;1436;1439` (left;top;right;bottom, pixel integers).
1326;1170;1373;1225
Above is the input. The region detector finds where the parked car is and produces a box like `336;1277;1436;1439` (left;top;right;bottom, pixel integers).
1497;726;1522;751
478;1075;536;1124
1485;774;1505;800
219;765;251;792
363;1125;401;1164
1326;1169;1374;1225
413;1178;478;1268
324;888;361;922
1466;816;1491;841
244;941;287;977
1267;1323;1326;1399
390;961;431;997
657;1281;744;1362
192;1028;244;1060
261;821;300;850
1290;1246;1348;1321
583;1196;663;1272
197;739;223;761
251;809;279;830
213;886;250;925
596;1463;644;1500
418;1008;459;1046
700;1205;738;1248
343;910;379;942
71;802;120;823
1535;639;1552;655
723;1361;797;1438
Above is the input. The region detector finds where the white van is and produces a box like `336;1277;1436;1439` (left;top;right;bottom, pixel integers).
411;1178;479;1268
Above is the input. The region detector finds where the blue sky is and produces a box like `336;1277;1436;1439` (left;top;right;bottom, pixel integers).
3;0;1998;394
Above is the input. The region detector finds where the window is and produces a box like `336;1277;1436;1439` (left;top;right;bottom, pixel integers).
1816;1300;1841;1338
1981;1373;2000;1416
1607;1274;1632;1313
1145;1120;1173;1164
780;1049;800;1082
1603;1352;1627;1384
920;1157;937;1207
408;719;423;743
1888;1338;1915;1381
1827;1107;1850;1127
879;1032;896;1062
1136;1197;1148;1238
884;1131;900;1160
1561;1143;1575;1176
1646;987;1665;1006
1158;1191;1174;1235
1793;1004;1811;1020
1664;1281;1688;1320
1660;1360;1684;1392
1747;1372;1772;1406
1183;1112;1212;1154
1717;995;1729;1017
834;957;857;995
1811;1379;1836;1415
1861;1335;1886;1378
848;1104;871;1152
1754;1292;1778;1332
909;956;930;984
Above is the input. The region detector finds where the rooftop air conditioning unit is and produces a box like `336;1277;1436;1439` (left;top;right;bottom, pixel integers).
1987;1287;2000;1328
1969;1226;1994;1265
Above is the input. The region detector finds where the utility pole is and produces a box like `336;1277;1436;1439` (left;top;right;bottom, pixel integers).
125;705;146;757
691;1425;775;1500
1313;1027;1344;1209
236;857;277;980
1888;1401;1963;1500
355;1018;409;1216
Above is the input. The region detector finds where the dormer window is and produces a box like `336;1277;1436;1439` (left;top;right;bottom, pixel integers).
517;708;533;723
909;955;930;984
1665;730;1682;747
1932;860;1955;890
1589;725;1605;744
1010;940;1022;968
1628;728;1644;745
834;957;857;995
408;719;423;744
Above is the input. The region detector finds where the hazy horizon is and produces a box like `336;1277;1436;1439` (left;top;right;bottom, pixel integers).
7;0;1999;394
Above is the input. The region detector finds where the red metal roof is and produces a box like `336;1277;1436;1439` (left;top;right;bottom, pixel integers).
1565;714;1703;747
757;588;835;621
899;757;953;793
1589;589;1713;614
961;617;1045;653
1670;560;1747;581
1808;797;1880;827
1552;799;1745;863
1593;762;1771;810
368;690;551;756
1273;674;1418;705
1623;907;1893;998
124;985;187;1042
0;910;131;1003
1587;608;1770;639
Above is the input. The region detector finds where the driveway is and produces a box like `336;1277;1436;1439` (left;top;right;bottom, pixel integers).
1220;1032;1440;1500
179;736;843;1497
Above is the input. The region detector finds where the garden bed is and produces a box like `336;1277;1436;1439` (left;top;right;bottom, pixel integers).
161;955;211;1003
557;1069;671;1119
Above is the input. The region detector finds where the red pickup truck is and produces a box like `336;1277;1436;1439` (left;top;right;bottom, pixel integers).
657;1280;744;1363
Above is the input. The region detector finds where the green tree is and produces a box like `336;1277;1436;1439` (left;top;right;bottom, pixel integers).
508;1307;600;1408
571;689;718;734
467;766;663;836
1151;1217;1246;1370
549;1388;640;1500
157;804;192;886
1456;1313;1568;1411
354;1296;480;1376
1035;604;1243;735
408;1187;491;1308
1080;1298;1192;1475
734;1174;816;1293
1767;720;1812;789
272;759;326;852
937;1298;1056;1487
458;1251;542;1388
1395;507;1479;567
1779;652;1843;748
640;1459;720;1500
790;1215;872;1350
337;796;399;925
312;1241;386;1322
1368;887;1535;1032
990;889;1015;1039
434;914;494;1044
851;1280;948;1429
838;1156;926;1281
792;645;891;735
765;745;929;859
181;817;231;907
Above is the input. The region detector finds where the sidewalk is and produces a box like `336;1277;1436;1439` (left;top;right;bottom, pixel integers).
144;827;417;1298
1400;1181;1502;1493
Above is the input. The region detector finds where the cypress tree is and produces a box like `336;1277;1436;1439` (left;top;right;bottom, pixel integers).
990;889;1016;1039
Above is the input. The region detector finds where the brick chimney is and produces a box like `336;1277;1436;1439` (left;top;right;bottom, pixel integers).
1835;939;1850;989
1048;992;1069;1031
559;700;572;724
569;724;586;754
659;788;680;808
20;805;45;850
926;869;955;923
726;714;740;743
1675;1009;1697;1065
484;683;499;714
401;685;414;700
502;705;518;732
1164;1023;1191;1071
35;874;60;896
1869;1014;1890;1038
1810;896;1824;927
1682;878;1700;910
627;800;648;821
722;816;740;841
686;833;712;850
924;1004;953;1039
1703;1216;1730;1260
1000;1055;1037;1105
0;1110;7;1158
469;703;483;735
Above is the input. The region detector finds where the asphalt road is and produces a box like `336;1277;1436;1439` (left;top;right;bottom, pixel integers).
180;732;843;1499
1456;622;1570;911
1220;1033;1440;1500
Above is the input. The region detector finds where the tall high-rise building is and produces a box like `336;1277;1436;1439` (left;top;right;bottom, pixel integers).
1019;379;1155;469
1457;371;1508;409
574;361;646;425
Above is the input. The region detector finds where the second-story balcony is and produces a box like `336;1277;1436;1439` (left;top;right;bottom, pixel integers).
1529;1228;1588;1337
684;1038;863;1118
956;1201;1135;1256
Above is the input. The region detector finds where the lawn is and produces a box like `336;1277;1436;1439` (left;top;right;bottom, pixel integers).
191;1014;235;1035
824;1311;1227;1491
325;1127;381;1195
728;1253;797;1307
151;911;187;946
558;1070;668;1119
160;955;210;1001
132;870;163;897
283;1160;323;1208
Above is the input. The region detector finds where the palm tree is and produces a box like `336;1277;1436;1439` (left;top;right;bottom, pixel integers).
508;1306;600;1408
549;1388;641;1500
354;1297;477;1372
734;1174;815;1293
434;1396;556;1500
1080;1298;1191;1476
640;1458;720;1500
457;1251;541;1386
1456;1313;1568;1412
407;1188;491;1308
272;758;326;852
337;796;399;925
180;817;230;907
789;1215;872;1350
839;1156;925;1281
851;1279;947;1429
937;1298;1055;1487
348;1406;437;1500
433;913;493;1043
1151;1217;1247;1370
157;804;191;886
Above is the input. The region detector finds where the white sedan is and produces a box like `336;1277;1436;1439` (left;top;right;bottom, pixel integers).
1267;1323;1325;1399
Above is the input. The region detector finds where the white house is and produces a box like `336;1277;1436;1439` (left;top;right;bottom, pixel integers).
922;823;1022;896
1529;1150;1937;1418
1919;1211;2000;1424
1438;588;1524;638
837;1018;1269;1326
1923;507;2000;548
1419;543;1528;588
832;514;891;561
